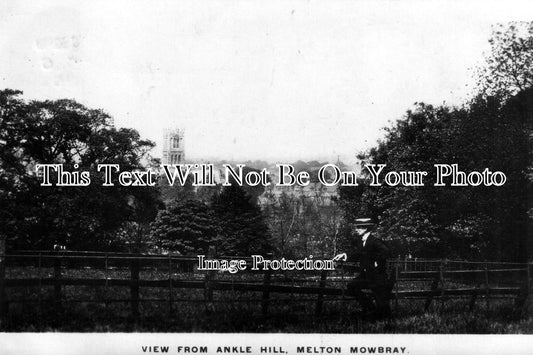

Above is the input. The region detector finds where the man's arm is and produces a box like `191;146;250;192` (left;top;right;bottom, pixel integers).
333;250;363;263
332;253;347;262
372;238;390;271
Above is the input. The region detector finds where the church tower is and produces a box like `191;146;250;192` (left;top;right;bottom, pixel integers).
162;128;185;165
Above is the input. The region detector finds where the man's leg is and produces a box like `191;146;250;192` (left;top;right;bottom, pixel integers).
347;278;375;312
371;282;393;319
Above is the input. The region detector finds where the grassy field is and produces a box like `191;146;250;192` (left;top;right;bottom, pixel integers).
1;262;531;333
2;288;531;333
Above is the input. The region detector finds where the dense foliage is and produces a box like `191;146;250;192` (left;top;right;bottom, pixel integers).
149;199;219;255
476;22;533;98
0;90;160;251
339;23;533;261
1;23;531;262
150;184;273;256
211;184;273;255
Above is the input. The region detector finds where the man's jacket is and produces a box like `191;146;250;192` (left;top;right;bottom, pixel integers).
350;234;390;279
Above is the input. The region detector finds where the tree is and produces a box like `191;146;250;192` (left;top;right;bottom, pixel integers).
159;173;197;204
338;23;533;261
0;89;160;251
261;190;298;256
476;22;533;98
149;199;220;255
339;89;532;261
262;184;343;259
211;184;273;256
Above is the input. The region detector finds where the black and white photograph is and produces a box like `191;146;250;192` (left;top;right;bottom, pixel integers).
0;1;532;354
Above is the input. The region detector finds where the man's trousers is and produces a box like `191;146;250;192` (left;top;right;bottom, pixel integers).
347;276;393;317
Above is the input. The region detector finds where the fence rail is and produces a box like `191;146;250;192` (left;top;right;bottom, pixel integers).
0;251;531;322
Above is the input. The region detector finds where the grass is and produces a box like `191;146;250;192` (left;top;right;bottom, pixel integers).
2;289;531;333
1;264;531;333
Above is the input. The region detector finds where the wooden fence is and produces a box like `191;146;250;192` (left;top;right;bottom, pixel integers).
0;250;531;322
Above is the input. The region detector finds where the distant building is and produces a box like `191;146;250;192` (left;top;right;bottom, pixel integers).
162;128;185;165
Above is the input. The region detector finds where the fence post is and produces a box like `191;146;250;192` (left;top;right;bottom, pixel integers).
262;252;273;316
424;260;441;312
204;246;216;303
484;263;490;311
38;252;43;317
130;256;140;320
394;262;399;312
54;253;62;310
439;260;446;310
315;269;328;316
514;262;531;313
0;236;6;326
526;263;532;313
104;253;108;311
168;254;173;315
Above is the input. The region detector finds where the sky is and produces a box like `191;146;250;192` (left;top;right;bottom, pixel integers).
1;0;532;164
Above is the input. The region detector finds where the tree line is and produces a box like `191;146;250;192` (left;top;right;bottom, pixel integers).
1;23;531;260
339;23;532;261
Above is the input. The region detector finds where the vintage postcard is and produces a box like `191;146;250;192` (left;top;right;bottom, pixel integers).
0;0;532;354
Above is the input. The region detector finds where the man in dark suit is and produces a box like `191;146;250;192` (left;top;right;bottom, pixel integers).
335;218;393;319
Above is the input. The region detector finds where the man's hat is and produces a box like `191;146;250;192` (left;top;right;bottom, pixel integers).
353;218;376;228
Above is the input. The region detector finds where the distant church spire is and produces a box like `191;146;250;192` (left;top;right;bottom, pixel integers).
162;128;185;164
